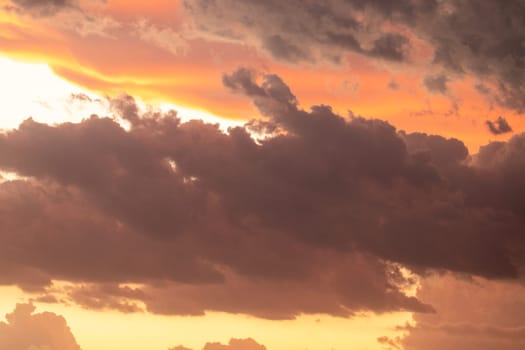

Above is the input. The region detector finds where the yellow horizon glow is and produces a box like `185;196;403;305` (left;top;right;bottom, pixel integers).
0;56;241;132
0;285;411;350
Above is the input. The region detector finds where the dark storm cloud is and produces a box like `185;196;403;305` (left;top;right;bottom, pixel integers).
185;0;525;112
486;116;513;135
1;70;525;317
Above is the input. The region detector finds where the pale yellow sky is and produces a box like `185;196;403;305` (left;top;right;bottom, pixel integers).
0;284;412;350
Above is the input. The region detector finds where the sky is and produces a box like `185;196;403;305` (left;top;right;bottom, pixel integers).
0;1;525;350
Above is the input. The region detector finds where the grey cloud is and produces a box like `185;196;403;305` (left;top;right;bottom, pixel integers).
184;0;525;112
69;92;93;103
414;1;525;112
423;74;449;94
10;0;73;16
263;35;310;63
486;116;513;135
184;0;415;63
369;33;410;62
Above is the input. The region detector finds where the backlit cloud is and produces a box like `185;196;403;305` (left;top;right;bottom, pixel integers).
0;70;524;321
0;303;81;350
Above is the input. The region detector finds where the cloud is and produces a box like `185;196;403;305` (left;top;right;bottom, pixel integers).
6;0;120;38
0;303;81;350
1;70;525;319
142;254;433;320
377;335;402;350
203;338;266;350
388;79;400;90
486;116;513;135
412;1;525;112
400;274;525;350
67;283;147;313
133;19;188;56
369;33;411;62
423;74;449;94
184;0;525;112
9;0;72;16
171;338;266;350
184;0;415;63
262;35;310;63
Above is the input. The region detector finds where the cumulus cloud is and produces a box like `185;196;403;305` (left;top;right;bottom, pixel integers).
1;69;525;319
0;303;81;350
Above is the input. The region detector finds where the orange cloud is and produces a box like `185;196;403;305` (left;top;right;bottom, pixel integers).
0;303;81;350
1;0;523;152
171;338;267;350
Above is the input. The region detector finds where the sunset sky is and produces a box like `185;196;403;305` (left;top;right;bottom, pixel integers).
1;1;525;350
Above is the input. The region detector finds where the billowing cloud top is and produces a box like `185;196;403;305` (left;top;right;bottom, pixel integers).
0;69;524;320
0;303;81;350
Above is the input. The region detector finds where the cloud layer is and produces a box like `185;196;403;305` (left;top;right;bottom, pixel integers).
0;69;524;320
185;0;525;113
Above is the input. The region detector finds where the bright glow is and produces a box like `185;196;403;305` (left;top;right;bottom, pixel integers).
0;57;108;129
159;103;244;131
0;285;410;350
0;56;242;133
